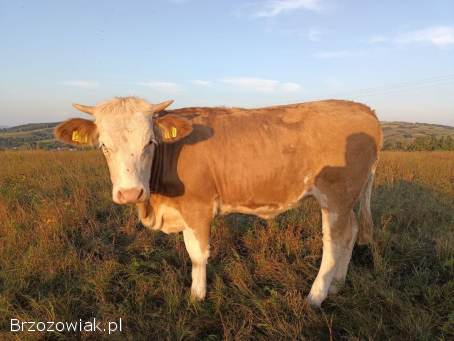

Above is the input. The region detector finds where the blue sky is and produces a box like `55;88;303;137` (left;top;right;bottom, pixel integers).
1;0;453;126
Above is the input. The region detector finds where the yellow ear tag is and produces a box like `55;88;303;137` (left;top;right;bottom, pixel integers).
163;126;178;139
170;126;178;138
72;130;88;144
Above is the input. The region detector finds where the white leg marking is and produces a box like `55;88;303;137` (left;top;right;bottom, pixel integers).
307;208;345;307
329;211;358;294
183;228;209;300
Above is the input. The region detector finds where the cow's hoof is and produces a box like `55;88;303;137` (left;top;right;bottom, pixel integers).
328;279;344;295
328;285;340;295
190;288;206;301
306;293;324;308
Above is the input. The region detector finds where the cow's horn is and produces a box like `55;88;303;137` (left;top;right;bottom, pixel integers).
72;103;95;115
148;100;174;115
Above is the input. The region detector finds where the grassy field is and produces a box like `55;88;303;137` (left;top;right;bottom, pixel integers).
0;150;453;340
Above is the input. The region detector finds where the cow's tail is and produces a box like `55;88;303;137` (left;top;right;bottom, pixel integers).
357;163;377;245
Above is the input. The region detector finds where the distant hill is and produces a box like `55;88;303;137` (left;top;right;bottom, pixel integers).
1;122;59;133
381;121;454;150
0;122;62;149
0;120;453;150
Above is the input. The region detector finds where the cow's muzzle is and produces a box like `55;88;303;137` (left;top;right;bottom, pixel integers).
115;187;146;204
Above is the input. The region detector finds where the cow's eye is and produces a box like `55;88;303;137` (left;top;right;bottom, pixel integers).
143;140;153;151
100;143;109;153
142;140;156;153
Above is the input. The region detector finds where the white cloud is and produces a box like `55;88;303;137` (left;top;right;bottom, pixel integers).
139;81;181;94
308;27;322;41
314;50;351;59
221;78;278;92
396;26;454;46
191;80;213;87
220;77;302;93
368;35;388;44
60;80;99;88
372;26;454;47
254;0;322;17
280;82;303;92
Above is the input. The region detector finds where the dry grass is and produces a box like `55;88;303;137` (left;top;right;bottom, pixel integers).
0;150;453;340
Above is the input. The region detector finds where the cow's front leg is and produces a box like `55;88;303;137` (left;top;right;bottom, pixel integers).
183;227;210;301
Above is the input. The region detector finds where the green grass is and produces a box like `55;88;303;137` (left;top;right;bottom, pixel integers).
0;150;453;340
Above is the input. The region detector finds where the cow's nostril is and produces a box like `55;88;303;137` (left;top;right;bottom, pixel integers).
117;188;144;203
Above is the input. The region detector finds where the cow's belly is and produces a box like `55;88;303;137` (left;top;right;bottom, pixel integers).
218;184;313;219
214;159;316;219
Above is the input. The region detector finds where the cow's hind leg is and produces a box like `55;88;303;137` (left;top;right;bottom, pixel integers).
328;210;358;294
307;206;355;307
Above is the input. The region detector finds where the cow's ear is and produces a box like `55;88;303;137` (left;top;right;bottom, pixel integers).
154;114;193;143
54;118;98;147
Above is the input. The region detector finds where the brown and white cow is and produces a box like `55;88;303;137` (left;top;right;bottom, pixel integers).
55;96;382;307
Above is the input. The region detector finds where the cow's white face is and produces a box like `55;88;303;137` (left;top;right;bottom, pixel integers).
55;97;193;205
96;112;155;204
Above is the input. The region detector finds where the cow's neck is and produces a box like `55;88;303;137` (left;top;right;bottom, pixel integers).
149;141;185;197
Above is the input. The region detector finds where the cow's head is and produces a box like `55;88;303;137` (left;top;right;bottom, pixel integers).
55;97;193;204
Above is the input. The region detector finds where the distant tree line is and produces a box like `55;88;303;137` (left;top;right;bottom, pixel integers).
383;135;454;151
0;122;59;133
1;128;454;151
0;137;67;150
